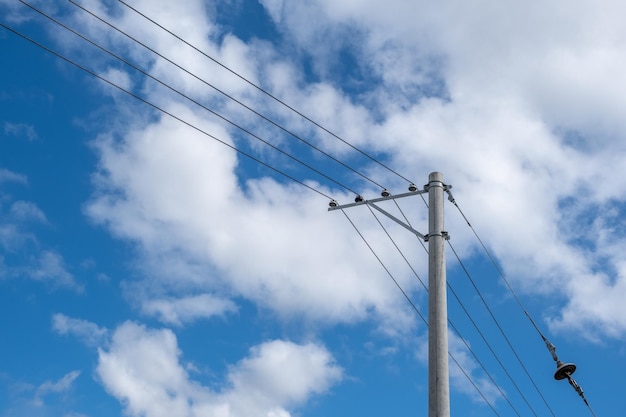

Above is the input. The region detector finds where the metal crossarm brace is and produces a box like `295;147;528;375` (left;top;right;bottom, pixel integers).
367;202;427;241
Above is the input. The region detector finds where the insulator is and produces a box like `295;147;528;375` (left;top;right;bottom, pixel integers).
381;189;391;197
329;199;338;207
354;195;364;203
408;183;418;192
554;361;577;380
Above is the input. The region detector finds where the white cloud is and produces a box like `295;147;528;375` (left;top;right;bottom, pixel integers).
0;168;27;184
226;339;343;409
0;179;77;289
9;201;47;223
98;67;132;93
259;0;284;24
86;107;422;333
96;321;342;417
25;250;79;290
141;294;238;326
0;0;40;24
0;199;46;250
3;122;38;140
0;369;84;417
34;370;81;407
447;332;502;407
52;313;109;346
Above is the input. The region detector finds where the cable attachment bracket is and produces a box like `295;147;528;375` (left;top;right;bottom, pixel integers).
566;374;589;405
443;184;456;204
424;231;450;242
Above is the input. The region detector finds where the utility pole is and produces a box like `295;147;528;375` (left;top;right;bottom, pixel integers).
328;172;451;417
427;172;450;417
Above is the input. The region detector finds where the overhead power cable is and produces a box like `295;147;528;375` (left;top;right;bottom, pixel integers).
341;209;501;416
392;185;542;414
398;187;551;415
445;274;540;417
65;0;386;192
336;181;558;415
366;205;522;416
115;0;415;185
341;209;423;321
447;191;598;416
447;192;532;324
447;241;558;417
22;1;358;196
0;21;333;202
371;199;541;416
447;347;501;417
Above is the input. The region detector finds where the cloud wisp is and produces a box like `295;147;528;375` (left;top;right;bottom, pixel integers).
0;173;78;289
33;370;81;407
52;313;110;347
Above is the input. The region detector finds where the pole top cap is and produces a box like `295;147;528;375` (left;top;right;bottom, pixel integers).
428;172;443;182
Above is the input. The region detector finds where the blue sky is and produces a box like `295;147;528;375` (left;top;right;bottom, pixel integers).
1;0;625;416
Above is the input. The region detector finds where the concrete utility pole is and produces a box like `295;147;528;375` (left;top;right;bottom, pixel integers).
328;172;451;417
427;172;450;417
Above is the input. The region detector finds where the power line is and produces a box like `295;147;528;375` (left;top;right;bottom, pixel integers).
388;184;592;416
445;273;540;417
392;171;544;416
448;353;502;417
369;200;545;416
447;194;532;321
447;241;558;417
331;179;561;415
389;189;540;415
448;189;602;416
0;21;334;202
115;0;416;185
340;208;502;416
448;195;598;416
341;208;424;322
366;204;522;416
65;0;387;192
21;0;359;196
378;189;562;415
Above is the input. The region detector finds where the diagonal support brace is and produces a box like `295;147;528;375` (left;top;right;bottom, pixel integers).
368;202;427;241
